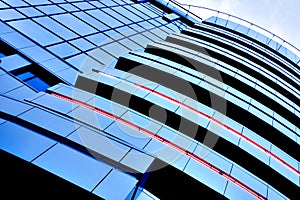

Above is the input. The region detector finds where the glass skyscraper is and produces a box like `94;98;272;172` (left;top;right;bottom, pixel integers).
0;0;299;199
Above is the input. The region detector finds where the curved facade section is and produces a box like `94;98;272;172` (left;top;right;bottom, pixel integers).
0;0;299;199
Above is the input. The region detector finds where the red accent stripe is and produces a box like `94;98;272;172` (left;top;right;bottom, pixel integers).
99;71;300;176
52;92;266;200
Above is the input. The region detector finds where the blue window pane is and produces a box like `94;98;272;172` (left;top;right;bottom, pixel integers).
270;155;299;185
87;10;123;28
87;96;126;117
0;95;32;116
37;5;64;14
73;12;109;32
145;92;179;112
89;1;104;8
0;31;35;49
69;106;115;130
176;105;210;128
255;33;269;44
134;4;158;18
40;58;69;73
215;17;228;27
24;0;50;6
112;6;143;22
184;158;228;195
143;139;188;165
47;42;80;58
0;21;14;35
242;128;271;150
207;121;240;145
270;145;298;170
0;121;56;162
105;121;152;149
0;9;25;21
0;54;31;72
4;85;36;100
8;19;62;46
56;67;78;84
34;17;78;40
26;76;50;92
66;53;88;69
17;71;34;81
230;165;268;197
5;0;28;7
71;38;95;51
120;149;155;173
157;127;197;151
67;126;131;162
224;181;257;200
19;108;77;137
113;80;150;99
52;14;97;36
102;8;131;24
59;3;78;11
125;5;150;20
15;67;52;92
53;84;93;102
235;25;250;35
121;111;162;133
20;45;55;63
33;143;112;191
18;7;43;17
86;33;111;46
0;74;22;94
99;0;117;7
93;169;138;199
267;188;288;200
31;93;78;114
195;144;233;173
73;2;94;10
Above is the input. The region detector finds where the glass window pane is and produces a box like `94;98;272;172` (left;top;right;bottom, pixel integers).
73;11;109;32
52;13;97;36
37;5;64;14
19;108;77;137
33;143;112;191
93;169;137;199
71;38;95;51
34;17;78;40
47;42;80;58
0;121;55;162
112;6;143;22
67;126;131;162
87;9;123;28
0;74;22;94
8;19;62;46
59;3;78;11
0;9;25;21
18;7;43;17
184;158;228;194
104;121;151;148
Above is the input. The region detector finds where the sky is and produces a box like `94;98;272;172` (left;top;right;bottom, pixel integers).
177;0;300;52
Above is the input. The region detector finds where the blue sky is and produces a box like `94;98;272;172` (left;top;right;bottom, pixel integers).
178;0;300;51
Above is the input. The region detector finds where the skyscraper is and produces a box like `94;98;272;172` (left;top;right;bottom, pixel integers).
0;0;299;199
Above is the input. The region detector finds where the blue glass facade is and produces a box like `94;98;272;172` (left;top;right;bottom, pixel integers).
0;0;299;199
